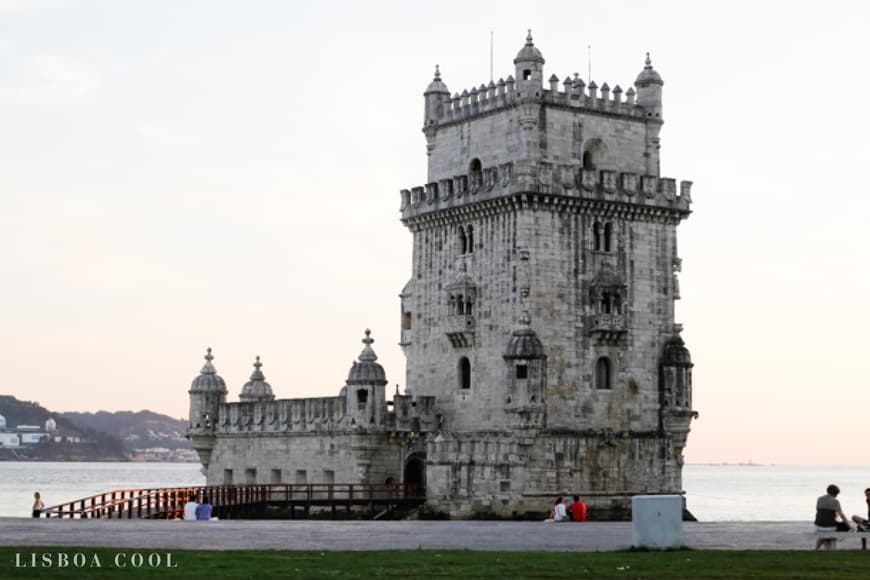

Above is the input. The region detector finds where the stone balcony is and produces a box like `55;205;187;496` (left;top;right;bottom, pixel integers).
588;313;627;344
446;315;475;348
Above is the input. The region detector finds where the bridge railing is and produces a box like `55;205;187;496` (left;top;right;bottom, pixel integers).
41;482;424;519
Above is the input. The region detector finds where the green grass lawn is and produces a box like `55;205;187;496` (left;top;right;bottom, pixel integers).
1;547;867;579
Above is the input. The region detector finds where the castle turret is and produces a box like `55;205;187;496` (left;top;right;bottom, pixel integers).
503;311;547;427
423;65;450;126
659;325;698;483
635;53;664;175
238;356;275;402
187;347;227;469
0;414;6;430
513;30;545;99
344;329;388;429
45;418;56;433
635;52;663;116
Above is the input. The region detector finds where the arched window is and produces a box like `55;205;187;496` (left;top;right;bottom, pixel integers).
595;357;611;390
457;294;465;315
601;292;612;314
459;357;471;390
469;159;483;191
592;222;602;251
583;150;593;169
458;227;467;254
604;223;613;252
466;225;474;253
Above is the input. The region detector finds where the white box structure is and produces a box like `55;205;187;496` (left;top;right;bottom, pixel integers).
632;494;684;549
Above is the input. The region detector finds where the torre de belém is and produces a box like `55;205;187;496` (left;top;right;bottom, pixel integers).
187;32;698;519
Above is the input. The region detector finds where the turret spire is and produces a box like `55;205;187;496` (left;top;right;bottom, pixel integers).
200;347;216;375
250;355;265;380
358;329;378;362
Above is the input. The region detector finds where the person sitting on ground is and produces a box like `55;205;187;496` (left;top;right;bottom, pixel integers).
851;487;870;531
543;496;568;523
569;495;587;522
544;497;561;522
815;484;852;549
196;495;213;520
32;492;44;518
183;493;198;521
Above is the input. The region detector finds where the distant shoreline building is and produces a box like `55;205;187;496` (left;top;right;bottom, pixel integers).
188;33;697;519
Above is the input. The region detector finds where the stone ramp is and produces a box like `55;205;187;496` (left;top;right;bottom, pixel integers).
0;520;837;551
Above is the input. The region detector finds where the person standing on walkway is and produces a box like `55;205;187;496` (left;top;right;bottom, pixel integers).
815;484;851;549
32;492;44;518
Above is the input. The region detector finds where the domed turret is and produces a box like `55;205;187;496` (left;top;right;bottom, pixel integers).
504;311;545;359
635;53;663;118
424;65;450;125
503;312;547;421
514;30;545;98
662;331;692;367
190;347;228;394
239;356;276;402
660;326;694;411
514;30;545;66
0;414;6;430
45;418;57;433
346;329;387;386
344;330;388;429
188;347;227;435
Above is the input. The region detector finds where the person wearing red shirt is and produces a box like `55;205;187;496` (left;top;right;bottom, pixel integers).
569;495;587;522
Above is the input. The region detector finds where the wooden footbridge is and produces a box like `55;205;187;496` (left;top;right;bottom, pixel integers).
40;483;425;520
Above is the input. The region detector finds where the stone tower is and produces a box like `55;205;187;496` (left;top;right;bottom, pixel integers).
400;32;697;517
188;348;227;470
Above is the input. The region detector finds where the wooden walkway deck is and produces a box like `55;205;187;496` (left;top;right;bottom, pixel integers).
40;483;425;520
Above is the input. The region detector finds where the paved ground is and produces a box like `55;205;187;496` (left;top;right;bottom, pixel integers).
0;519;857;551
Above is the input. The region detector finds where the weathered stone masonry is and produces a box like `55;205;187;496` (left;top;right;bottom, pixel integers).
188;33;697;519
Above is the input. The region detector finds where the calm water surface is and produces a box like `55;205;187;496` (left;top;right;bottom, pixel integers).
1;462;868;521
0;462;203;518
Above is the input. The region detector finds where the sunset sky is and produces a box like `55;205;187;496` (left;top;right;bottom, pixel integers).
1;0;868;465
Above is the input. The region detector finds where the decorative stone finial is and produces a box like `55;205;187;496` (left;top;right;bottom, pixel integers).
645;52;652;69
519;310;531;327
434;64;441;80
249;355;266;381
200;347;216;375
358;329;378;362
526;29;533;45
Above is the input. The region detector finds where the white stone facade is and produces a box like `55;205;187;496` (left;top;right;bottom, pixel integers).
188;34;697;519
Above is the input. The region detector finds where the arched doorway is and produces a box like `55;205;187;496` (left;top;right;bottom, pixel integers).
404;453;426;497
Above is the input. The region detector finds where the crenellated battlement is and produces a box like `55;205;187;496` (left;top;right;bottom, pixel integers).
211;394;439;436
400;161;692;222
428;73;644;127
216;396;347;435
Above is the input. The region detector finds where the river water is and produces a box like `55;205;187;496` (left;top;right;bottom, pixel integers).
1;462;867;522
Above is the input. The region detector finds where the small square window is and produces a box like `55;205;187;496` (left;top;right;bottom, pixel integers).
516;364;528;379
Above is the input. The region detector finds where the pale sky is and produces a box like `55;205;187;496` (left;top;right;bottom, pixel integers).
1;1;868;465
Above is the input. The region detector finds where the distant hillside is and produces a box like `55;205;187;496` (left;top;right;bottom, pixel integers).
60;410;192;451
0;395;128;461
